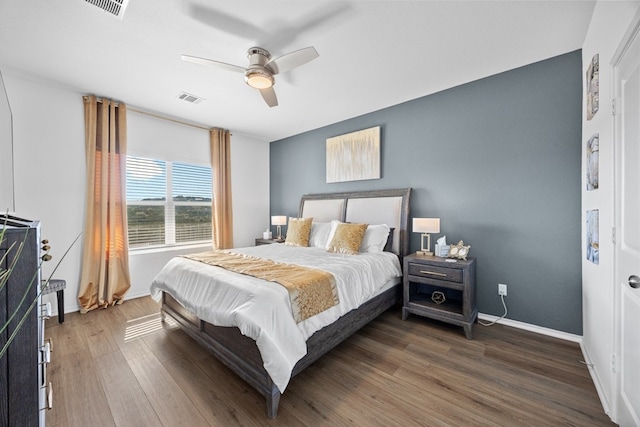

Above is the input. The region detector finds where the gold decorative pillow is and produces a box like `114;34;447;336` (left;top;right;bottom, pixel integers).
284;217;313;247
327;222;368;255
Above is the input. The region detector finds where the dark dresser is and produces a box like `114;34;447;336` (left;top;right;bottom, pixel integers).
0;215;49;426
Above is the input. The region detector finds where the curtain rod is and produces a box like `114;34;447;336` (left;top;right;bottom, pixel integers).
83;95;230;133
128;107;213;132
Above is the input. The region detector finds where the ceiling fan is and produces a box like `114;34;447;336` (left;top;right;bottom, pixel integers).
181;46;319;107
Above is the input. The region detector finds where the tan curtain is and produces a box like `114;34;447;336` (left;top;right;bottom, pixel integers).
210;128;233;249
78;95;131;313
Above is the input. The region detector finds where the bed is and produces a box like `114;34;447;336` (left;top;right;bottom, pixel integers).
151;188;411;418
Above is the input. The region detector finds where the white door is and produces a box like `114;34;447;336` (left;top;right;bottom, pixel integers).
613;13;640;427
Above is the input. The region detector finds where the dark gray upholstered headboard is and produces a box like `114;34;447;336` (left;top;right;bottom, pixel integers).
298;188;411;259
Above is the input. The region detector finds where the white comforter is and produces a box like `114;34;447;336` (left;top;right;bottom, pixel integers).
150;244;402;392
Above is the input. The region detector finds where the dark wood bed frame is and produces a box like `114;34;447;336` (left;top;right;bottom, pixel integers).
160;188;411;418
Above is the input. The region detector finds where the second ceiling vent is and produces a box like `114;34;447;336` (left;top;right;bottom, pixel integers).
177;92;206;104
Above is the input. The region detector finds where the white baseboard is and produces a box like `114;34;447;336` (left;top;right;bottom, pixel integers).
579;341;612;419
124;289;153;301
477;312;582;343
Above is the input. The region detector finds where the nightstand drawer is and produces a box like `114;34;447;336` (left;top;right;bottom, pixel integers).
407;262;462;283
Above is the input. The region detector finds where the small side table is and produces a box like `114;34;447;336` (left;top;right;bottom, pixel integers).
42;279;66;323
255;238;285;246
402;253;477;339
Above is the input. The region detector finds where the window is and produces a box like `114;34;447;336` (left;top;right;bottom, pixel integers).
126;156;212;249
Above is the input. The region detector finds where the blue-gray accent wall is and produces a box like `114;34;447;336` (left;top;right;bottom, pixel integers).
270;50;583;334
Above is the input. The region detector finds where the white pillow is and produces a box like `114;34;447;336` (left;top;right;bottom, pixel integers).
309;221;332;248
324;220;343;249
359;224;391;253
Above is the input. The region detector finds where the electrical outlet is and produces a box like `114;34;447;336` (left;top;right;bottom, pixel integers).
498;283;508;296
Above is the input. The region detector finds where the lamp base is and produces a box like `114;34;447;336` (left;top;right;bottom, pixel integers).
419;233;433;256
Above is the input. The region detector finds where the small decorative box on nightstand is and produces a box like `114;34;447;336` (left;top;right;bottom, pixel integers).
255;238;285;246
402;253;477;339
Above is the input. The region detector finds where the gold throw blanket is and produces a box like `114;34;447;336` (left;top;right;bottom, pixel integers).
182;251;339;323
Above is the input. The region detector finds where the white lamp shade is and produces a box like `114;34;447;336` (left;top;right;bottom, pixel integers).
413;218;440;233
271;215;287;226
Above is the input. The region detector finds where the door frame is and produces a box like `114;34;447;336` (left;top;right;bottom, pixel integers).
611;7;640;425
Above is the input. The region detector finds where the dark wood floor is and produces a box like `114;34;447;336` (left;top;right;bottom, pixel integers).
45;296;613;426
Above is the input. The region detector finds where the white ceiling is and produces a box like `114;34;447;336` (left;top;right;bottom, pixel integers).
0;0;595;142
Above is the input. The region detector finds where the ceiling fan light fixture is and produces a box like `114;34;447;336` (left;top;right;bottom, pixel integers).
245;69;274;89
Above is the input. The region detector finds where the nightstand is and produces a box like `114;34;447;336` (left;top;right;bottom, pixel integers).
402;253;477;339
255;238;285;246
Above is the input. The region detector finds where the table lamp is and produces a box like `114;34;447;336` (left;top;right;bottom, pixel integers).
271;215;287;239
413;218;440;256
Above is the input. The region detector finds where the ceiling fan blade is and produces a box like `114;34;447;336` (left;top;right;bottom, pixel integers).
262;3;351;49
259;87;278;107
266;47;319;75
181;54;245;74
186;3;267;42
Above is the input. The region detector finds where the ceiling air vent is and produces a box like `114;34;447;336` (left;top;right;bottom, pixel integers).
177;92;205;104
85;0;130;19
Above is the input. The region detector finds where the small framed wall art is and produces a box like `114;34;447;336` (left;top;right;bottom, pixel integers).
586;209;599;264
586;133;599;191
586;54;599;121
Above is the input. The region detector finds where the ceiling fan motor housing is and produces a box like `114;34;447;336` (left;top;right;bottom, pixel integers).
247;47;271;62
245;47;275;89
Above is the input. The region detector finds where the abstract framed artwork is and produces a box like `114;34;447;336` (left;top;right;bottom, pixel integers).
326;126;380;183
586;133;599;191
586;53;599;121
586;209;599;265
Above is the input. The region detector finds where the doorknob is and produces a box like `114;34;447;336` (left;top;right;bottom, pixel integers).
629;275;640;289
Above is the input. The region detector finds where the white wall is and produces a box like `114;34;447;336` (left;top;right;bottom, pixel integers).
3;71;86;316
0;70;14;212
2;70;270;312
581;0;640;421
